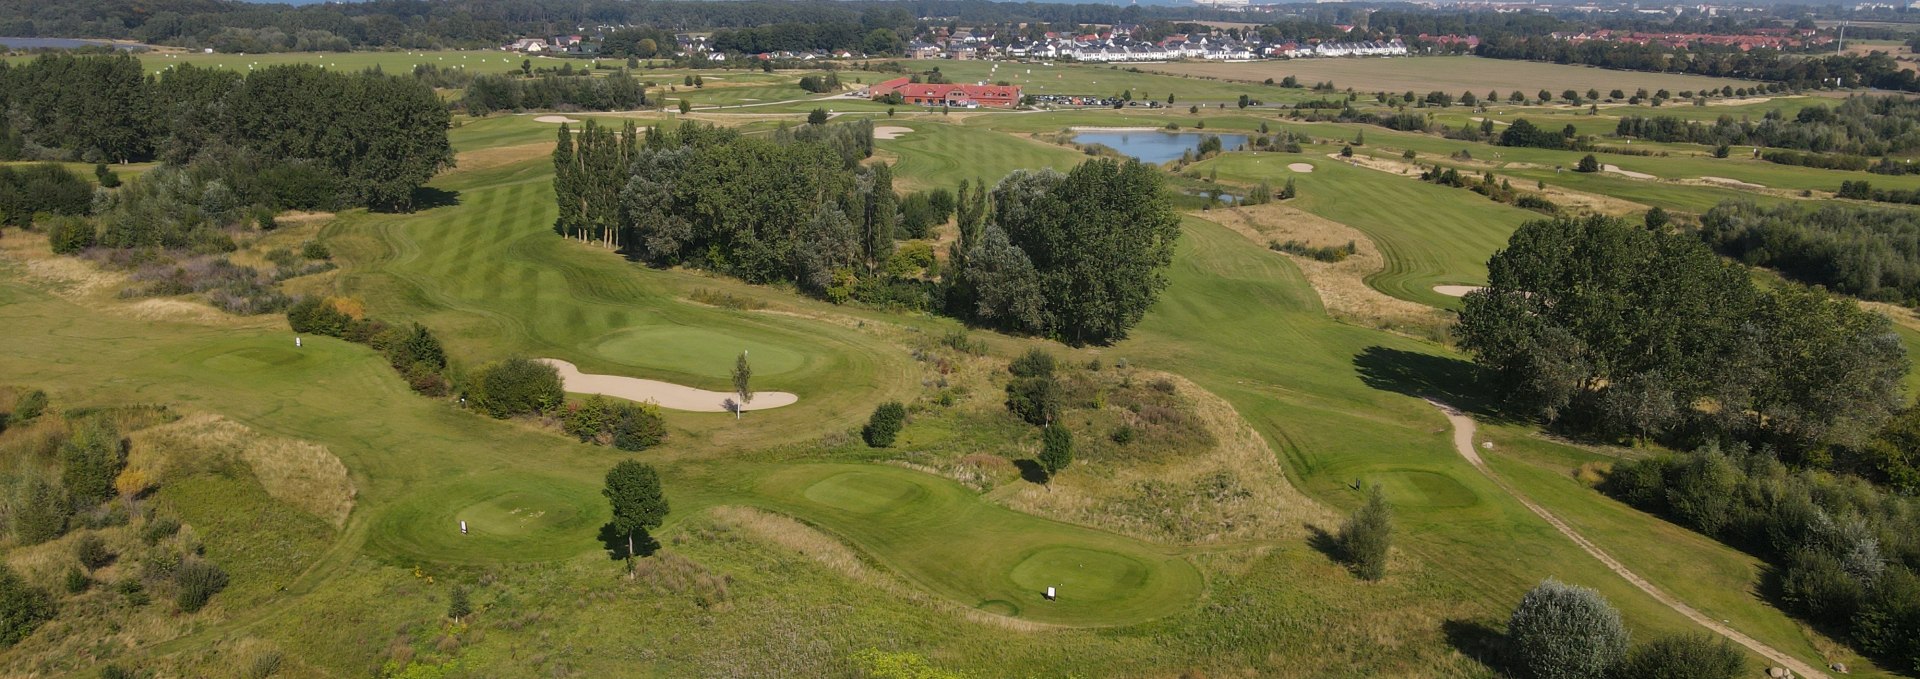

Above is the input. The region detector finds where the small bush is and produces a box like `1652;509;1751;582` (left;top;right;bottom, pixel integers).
468;358;564;418
1008;348;1055;378
47;217;97;254
1337;485;1392;580
937;329;987;356
1271;239;1357;263
63;567;89;594
12;389;47;422
300;240;331;260
1005;376;1062;426
140;516;181;545
174;558;229;613
1508;579;1629;679
286;296;351;336
1613;633;1744;679
12;475;71;545
863;401;907;448
0;565;55;648
74;533;114;570
1039;425;1074;479
100;666;135;679
447;587;472;622
1110;425;1135;445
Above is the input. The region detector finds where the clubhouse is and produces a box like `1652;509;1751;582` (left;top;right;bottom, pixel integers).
869;77;1022;109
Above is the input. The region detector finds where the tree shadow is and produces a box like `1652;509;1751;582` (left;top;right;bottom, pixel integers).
1012;459;1049;485
597;523;661;560
1441;618;1510;673
1352;346;1513;423
403;186;461;212
1305;523;1344;565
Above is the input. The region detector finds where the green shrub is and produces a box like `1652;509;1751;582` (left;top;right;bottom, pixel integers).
74;533;113;570
63;567;89;594
469;357;564;418
1508;579;1629;679
1008;348;1055;378
1110;425;1135;445
285;297;350;336
1005;376;1061;426
94;163;120;188
12;389;47;422
0;565;54;647
863;401;907;447
1612;633;1744;679
300;240;331;260
139;516;181;545
59;418;125;506
1576;154;1601;173
1039;425;1074;479
447;586;472;621
100;666;135;679
1337;484;1392;580
174;558;228;613
47;217;96;254
11;475;70;545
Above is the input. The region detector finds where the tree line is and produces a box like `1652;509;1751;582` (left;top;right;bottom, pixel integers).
1613;96;1920;158
1476;37;1920;92
0;54;450;211
1457;214;1908;458
5;0;1250;53
462;71;651;116
1603;444;1920;672
1700;200;1920;307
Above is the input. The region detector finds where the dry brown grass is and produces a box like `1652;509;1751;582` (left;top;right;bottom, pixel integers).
1002;372;1336;545
130;413;356;527
1203;203;1450;338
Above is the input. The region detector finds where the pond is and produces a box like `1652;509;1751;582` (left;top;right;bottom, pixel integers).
0;37;141;50
1071;130;1250;164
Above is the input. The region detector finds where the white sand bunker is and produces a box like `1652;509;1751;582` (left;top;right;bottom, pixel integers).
538;359;798;413
534;115;580;124
873;126;914;140
1434;285;1484;297
1602;164;1655;180
1698;176;1764;190
1288;163;1315;173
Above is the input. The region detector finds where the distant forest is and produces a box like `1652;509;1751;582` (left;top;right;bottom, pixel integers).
1614;96;1920;158
0;0;1247;52
1701;201;1920;306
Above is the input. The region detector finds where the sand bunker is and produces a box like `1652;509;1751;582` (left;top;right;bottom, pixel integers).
534;115;580;124
538;359;798;413
1433;285;1484;298
1698;176;1764;190
1288;163;1315;173
873;126;914;140
1602;164;1655;180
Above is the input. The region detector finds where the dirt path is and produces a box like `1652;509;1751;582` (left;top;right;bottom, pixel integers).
1424;399;1829;679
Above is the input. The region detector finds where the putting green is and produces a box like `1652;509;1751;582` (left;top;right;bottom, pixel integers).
1008;547;1152;604
802;471;930;514
756;464;1202;626
368;473;603;564
590;326;806;379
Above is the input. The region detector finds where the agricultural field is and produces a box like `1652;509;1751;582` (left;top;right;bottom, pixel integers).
1140;56;1764;98
5;50;1919;679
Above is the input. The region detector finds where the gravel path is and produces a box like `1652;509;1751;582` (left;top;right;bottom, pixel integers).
1425;399;1829;679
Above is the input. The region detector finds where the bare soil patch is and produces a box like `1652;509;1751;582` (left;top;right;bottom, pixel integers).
1695;175;1764;190
1433;285;1483;298
539;358;798;412
533;115;580;124
1287;162;1315;173
1203;203;1450;337
872;125;914;140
